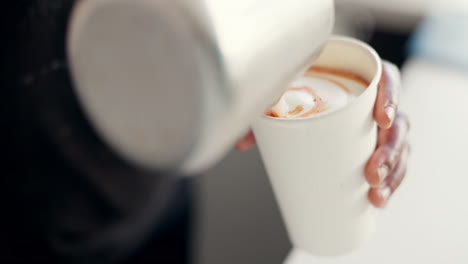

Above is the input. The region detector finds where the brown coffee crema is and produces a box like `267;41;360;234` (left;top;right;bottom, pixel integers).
267;87;326;118
306;66;370;87
266;66;370;118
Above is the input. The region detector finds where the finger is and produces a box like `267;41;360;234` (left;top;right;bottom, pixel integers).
377;122;392;147
377;112;410;147
235;130;256;151
368;144;409;208
374;61;401;129
365;114;410;187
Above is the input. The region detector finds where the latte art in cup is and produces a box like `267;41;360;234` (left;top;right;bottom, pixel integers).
266;66;370;118
253;36;382;257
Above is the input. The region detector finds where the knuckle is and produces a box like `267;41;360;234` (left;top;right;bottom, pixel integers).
381;145;397;166
397;112;410;130
390;167;407;192
388;150;400;168
383;144;406;169
390;113;409;137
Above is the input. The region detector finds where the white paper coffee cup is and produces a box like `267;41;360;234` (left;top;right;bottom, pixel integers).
252;36;382;256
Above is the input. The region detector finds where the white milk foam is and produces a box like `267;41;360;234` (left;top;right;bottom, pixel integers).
270;72;367;118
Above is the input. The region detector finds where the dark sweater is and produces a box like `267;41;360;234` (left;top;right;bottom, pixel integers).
0;1;191;263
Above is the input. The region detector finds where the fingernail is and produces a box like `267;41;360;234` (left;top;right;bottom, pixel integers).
385;106;395;123
377;165;389;183
379;187;391;202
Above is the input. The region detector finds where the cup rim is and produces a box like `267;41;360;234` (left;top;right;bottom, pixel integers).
257;35;382;123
